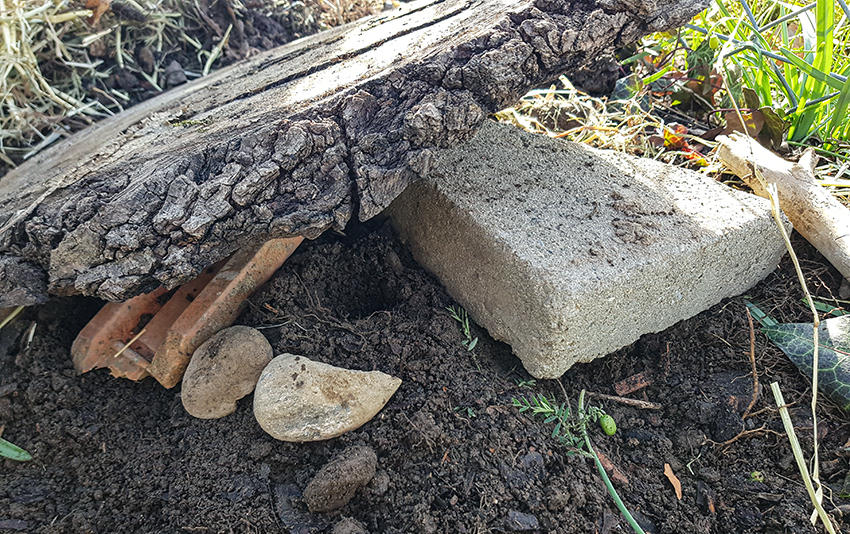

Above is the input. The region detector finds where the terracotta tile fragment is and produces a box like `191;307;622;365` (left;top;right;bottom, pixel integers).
71;237;301;386
71;287;169;380
147;237;302;388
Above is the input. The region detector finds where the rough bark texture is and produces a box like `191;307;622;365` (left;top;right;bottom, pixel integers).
0;0;706;306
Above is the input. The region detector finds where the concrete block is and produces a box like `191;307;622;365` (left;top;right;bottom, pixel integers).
387;121;788;378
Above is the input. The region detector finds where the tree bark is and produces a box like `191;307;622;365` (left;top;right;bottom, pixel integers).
0;0;705;306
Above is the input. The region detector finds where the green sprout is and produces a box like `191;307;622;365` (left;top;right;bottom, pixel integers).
513;390;643;534
447;306;481;370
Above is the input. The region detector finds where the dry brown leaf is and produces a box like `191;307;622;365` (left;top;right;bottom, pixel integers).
86;0;111;26
664;463;682;500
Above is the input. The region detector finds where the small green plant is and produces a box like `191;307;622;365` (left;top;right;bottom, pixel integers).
513;390;644;534
633;0;850;148
514;378;537;388
447;306;481;371
0;311;31;462
749;470;765;482
447;306;479;352
454;406;476;418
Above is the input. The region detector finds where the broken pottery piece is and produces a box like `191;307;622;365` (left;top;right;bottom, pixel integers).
253;354;400;442
303;446;377;513
181;326;273;419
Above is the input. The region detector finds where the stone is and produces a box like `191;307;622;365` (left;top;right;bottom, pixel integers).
505;511;539;531
253;354;401;442
303;446;377;513
164;60;187;86
388;120;789;378
181;325;273;419
332;517;369;534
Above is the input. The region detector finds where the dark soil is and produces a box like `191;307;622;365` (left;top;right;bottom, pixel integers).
1;218;848;534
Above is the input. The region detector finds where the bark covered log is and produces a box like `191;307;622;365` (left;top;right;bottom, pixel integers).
0;0;705;306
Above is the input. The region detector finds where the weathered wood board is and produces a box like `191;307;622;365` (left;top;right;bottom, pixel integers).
0;0;705;306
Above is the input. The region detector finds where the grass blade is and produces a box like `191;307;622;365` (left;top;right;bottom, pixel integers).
0;437;32;461
827;72;850;139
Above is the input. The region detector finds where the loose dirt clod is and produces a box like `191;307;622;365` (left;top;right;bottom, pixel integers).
303;445;378;513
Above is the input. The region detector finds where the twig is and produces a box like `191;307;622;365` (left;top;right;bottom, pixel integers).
112;328;146;359
0;305;24;330
586;391;662;410
743;307;759;419
203;23;232;76
709;425;780;448
763;179;827;526
771;383;836;533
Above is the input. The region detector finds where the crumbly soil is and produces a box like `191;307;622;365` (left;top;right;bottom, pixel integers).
1;216;848;534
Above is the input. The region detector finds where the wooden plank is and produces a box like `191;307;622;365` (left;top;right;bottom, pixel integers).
0;0;705;306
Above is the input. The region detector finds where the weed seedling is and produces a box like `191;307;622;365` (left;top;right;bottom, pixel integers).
0;315;31;462
513;390;645;534
454;406;477;419
447;306;481;371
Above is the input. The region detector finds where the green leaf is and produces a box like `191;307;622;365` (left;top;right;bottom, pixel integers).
778;48;843;91
0;437;32;461
467;337;478;352
742;87;761;110
810;299;850;317
827;74;850;140
758;107;788;151
745;301;778;327
762;314;850;411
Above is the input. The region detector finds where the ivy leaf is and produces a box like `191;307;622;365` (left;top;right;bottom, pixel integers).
761;314;850;411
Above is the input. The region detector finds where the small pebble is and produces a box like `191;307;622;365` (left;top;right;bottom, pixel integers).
164;60;188;87
181;326;272;419
332;516;369;534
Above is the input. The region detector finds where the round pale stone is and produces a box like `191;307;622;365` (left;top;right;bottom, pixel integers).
181;325;273;419
253;354;401;442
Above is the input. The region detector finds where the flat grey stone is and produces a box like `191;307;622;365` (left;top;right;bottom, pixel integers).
388;120;788;378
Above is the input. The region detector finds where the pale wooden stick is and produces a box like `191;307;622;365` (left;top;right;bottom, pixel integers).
717;133;850;280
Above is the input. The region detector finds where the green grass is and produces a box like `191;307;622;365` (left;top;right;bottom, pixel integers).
632;0;850;150
0;435;32;461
